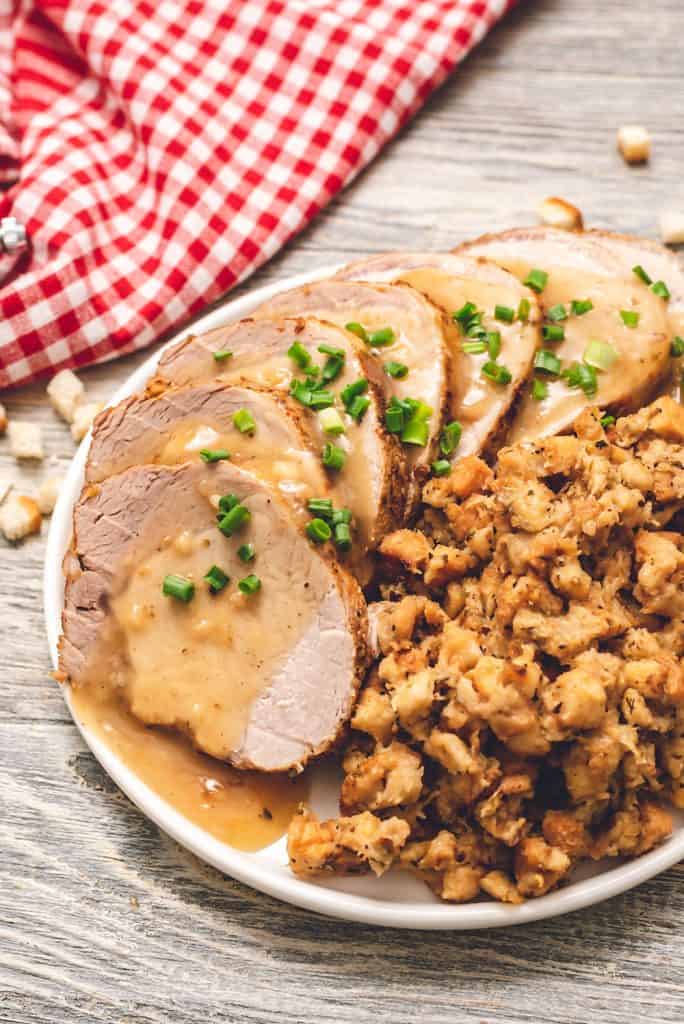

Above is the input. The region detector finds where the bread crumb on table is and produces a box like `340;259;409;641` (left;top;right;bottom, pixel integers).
71;401;104;442
8;421;44;460
659;211;684;246
0;494;42;541
537;196;583;231
37;475;64;516
617;124;651;164
47;369;84;423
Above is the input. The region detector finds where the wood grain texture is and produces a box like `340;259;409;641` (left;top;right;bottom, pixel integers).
2;0;684;1020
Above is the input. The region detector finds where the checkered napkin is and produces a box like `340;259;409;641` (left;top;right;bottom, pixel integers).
0;0;514;389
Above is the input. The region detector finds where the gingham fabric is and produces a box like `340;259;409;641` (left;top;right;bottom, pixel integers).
0;0;514;390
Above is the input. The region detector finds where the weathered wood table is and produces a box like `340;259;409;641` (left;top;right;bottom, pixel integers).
2;1;683;1020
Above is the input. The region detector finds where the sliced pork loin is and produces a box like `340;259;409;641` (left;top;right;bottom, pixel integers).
457;227;672;442
334;252;542;458
151;318;407;550
252;280;459;500
60;461;369;772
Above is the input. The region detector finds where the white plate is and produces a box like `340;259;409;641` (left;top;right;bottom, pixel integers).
44;265;684;929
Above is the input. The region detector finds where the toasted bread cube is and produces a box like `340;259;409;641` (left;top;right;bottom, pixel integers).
47;369;85;423
537;196;583;231
617;125;651;164
659;211;684;246
0;402;7;435
8;420;44;460
0;493;41;541
37;475;64;515
71;401;104;442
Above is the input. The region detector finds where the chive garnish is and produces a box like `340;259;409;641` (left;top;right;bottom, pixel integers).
385;400;404;435
322;442;346;470
213;349;233;362
321;355;344;384
317;344;345;358
318;408;345;435
542;324;565;343
571;299;593;316
341;378;368;408
162;574;195;602
204;565;229;593
238;574;261;595
523;268;548;293
547;303;568;322
632;265;652;286
531;378;548;401
347;395;370;422
306;518;332;543
384;361;409;379
453;301;478;326
620;310;640;328
289;379;335;409
533;350;561;376
218;504;250;536
487;331;502;359
345;322;368;342
562;362;597;397
494;305;515;323
237;544;255;563
233;408;256;434
651;280;671;300
583;340;618;370
600;414;615;428
440;420;462;456
368;326;395;347
331;508;352;525
218;493;239;515
308;498;334;520
462;340;488;355
481;361;512;386
671;336;684;357
333;522;352;551
517;297;531;322
287;341;312;369
432;459;451;477
200;448;231;463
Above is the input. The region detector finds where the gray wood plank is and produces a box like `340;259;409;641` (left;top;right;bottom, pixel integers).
2;0;684;1020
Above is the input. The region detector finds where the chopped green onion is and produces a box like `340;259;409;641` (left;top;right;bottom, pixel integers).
620;309;640;328
308;389;335;410
452;301;478;326
517;297;531;322
384;360;409;379
368;326;395;347
600;414;615;428
465;315;486;338
481;361;512;386
584;339;619;370
432;459;451;477
306;518;332;543
218;503;250;536
347;395;370;422
204;565;229;593
238;574;261;595
322;442;346;470
307;498;334;520
333;522;352;551
331;508;352;525
317;344;345;358
233;408;256;434
633;265;652;286
533;350;562;376
289;379;314;406
318;408;345;435
542;324;565;343
487;331;502;359
340;378;368;409
651;280;671;300
547;303;568;322
523;268;548;293
321;355;344;384
671;336;684;357
237;543;255;563
218;493;239;514
562;361;598;397
290;379;335;409
162;574;195;602
287;341;312;369
531;378;548;401
462;340;488;355
345;322;368;342
440;420;462;456
494;305;515;323
385;400;404;435
401;400;432;446
200;448;231;463
571;298;594;316
213;349;233;362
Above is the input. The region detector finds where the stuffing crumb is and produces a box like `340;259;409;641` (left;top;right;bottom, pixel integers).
47;369;84;423
659;211;684;247
537;196;583;231
0;493;42;541
617;125;651;165
37;476;64;516
71;401;104;442
8;420;44;460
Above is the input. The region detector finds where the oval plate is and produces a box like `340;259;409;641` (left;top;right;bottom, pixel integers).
44;265;684;929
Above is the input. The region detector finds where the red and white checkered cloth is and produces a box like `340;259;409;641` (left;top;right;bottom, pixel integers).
0;0;515;390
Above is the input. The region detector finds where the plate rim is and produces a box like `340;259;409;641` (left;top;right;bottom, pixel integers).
44;263;684;930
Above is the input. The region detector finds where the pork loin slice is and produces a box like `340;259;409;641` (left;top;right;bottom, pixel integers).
252;281;459;502
334;252;542;458
87;385;328;513
456;227;672;442
152;317;406;550
60;462;368;772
